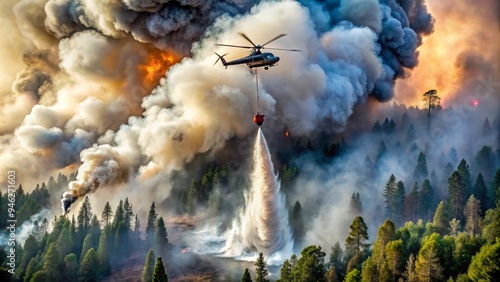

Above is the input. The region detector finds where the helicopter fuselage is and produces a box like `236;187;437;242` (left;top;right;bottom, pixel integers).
224;52;280;69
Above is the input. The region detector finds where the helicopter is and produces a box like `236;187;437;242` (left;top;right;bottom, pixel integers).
214;33;299;126
214;33;299;70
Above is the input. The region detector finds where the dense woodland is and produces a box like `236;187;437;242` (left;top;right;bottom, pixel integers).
1;106;500;281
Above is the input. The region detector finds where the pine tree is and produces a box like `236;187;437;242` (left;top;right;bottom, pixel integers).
372;120;381;133
329;241;344;279
255;253;269;282
449;218;461;236
414;151;429;180
78;248;99;282
345;216;369;258
406;124;416;143
473;173;488;215
80;233;93;263
433;201;448;235
423;89;440;119
134;214;141;237
242;268;253;282
344;268;361;282
419;179;434;221
111;200;124;235
375;141;387;164
155;217;168;255
77;196;93;241
405;182;419;222
380;239;405;282
97;229;111;276
491;169;500;209
18;234;39;280
152;257;168;282
415;239;443;281
62;253;78;282
404;254;417;282
101;202;113;228
464;195;482;237
56;226;72;258
42;242;62;281
473;146;495;181
124;197;134;229
394;181;406;226
448;171;467;221
293;245;326;282
24;255;42;282
290;201;304;242
146;202;158;247
383;175;397;220
467;240;500;280
457;159;472;198
142;249;156;282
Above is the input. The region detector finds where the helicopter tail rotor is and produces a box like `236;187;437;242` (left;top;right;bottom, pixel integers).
214;52;229;68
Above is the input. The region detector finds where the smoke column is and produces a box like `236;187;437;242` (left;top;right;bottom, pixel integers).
223;128;293;257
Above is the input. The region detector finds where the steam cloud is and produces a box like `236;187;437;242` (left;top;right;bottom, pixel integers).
222;129;293;256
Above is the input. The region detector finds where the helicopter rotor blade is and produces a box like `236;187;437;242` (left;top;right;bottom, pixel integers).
264;47;301;52
239;33;257;48
261;34;287;47
215;44;254;49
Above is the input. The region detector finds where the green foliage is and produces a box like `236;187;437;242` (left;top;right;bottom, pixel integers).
78;248;99;282
290;201;304;243
62;254;78;282
255;253;269;282
464;195;482;236
448;171;467;221
279;260;292;282
383;175;397;220
77;196;93;241
329;242;344;280
419;179;435;221
146;202;158;247
155;217;168;255
433;201;448;235
467;240;500;281
345;217;369;258
293;246;326;282
491;169;500;208
344;268;361;282
415;234;443;281
101;202;113;228
405;182;419;222
97;229;111;276
41;242;62;281
482;208;500;243
242;268;253;282
152;257;168;282
394;181;406;226
142;249;156;282
473;173;488;214
473;146;495;182
23;255;42;282
457;159;472;198
80;233;93;263
414;151;429;180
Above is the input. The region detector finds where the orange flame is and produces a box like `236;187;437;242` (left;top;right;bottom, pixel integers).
285;130;289;137
139;49;178;90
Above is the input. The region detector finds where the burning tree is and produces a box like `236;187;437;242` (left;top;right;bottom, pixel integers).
423;89;441;118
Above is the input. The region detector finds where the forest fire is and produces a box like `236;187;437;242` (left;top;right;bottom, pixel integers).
139;49;178;90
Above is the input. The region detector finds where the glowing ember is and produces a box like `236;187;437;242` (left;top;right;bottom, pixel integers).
285;130;289;137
